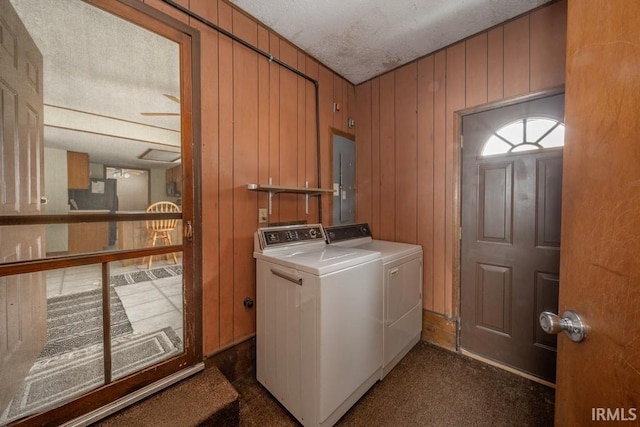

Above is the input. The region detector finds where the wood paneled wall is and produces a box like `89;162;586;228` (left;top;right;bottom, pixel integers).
142;0;355;355
355;0;567;317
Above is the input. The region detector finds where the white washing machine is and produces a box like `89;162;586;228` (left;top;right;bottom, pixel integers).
254;224;382;426
325;223;423;379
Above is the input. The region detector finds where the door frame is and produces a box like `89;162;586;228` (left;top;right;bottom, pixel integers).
452;87;565;356
329;128;356;226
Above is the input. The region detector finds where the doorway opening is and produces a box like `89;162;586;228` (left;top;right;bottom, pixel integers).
459;94;565;384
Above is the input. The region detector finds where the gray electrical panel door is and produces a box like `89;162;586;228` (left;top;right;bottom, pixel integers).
332;135;355;224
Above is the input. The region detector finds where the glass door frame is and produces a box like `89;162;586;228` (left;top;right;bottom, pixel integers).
0;0;202;424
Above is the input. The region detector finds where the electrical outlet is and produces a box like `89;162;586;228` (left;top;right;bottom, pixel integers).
259;208;268;223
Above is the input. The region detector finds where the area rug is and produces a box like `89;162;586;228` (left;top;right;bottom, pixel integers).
110;265;182;287
40;287;133;359
0;327;182;425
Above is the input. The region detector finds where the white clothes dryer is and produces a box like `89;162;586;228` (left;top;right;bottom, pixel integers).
325;223;423;379
254;224;382;426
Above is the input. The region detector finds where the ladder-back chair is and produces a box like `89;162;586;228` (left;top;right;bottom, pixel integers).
143;201;180;269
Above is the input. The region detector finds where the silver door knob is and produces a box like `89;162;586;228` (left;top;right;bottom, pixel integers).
539;310;586;343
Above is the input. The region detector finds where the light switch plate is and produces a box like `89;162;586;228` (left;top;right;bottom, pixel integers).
259;208;268;223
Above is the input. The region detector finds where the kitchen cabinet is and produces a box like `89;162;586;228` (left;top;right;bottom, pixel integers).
165;165;182;196
67;151;90;189
68;213;109;253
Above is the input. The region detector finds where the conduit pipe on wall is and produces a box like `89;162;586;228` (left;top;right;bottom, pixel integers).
162;0;325;222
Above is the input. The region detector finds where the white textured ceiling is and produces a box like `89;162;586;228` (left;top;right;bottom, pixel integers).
10;0;181;170
229;0;551;84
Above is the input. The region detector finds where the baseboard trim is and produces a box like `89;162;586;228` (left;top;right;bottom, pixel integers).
421;310;457;351
460;349;556;389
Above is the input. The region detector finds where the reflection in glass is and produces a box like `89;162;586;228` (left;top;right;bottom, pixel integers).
1;0;186;422
9;0;183;248
1;267;105;424
109;259;184;380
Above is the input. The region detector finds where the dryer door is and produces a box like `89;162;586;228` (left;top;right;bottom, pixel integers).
384;255;423;370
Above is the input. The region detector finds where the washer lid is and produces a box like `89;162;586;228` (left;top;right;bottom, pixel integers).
256;246;381;275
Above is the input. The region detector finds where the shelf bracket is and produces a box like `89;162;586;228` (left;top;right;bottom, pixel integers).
247;179;334;217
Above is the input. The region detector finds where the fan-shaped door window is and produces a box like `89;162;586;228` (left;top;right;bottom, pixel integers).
481;118;565;156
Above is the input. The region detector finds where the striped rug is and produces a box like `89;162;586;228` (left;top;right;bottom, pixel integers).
39;287;133;359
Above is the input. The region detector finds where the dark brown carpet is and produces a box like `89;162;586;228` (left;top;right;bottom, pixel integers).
234;341;554;427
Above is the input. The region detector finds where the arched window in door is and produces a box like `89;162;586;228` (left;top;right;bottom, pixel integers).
481;117;565;156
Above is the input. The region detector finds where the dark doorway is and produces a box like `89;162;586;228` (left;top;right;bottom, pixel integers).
460;94;565;382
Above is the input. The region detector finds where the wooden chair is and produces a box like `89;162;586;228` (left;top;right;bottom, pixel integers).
143;201;180;269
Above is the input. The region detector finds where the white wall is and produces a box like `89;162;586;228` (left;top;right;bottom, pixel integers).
44;147;68;253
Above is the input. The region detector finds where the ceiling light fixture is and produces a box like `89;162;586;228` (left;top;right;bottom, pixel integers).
138;148;181;163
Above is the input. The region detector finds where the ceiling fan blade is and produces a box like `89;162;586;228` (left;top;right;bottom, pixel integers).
140;112;180;116
163;94;181;104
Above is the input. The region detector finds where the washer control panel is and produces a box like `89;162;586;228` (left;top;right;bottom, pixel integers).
259;224;326;249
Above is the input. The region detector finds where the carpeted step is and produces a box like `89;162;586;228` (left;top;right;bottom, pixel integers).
95;367;239;427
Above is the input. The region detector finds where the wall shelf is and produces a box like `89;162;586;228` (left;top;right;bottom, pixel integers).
247;182;334;215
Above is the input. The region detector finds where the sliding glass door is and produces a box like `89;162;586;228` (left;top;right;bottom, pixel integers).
0;0;200;425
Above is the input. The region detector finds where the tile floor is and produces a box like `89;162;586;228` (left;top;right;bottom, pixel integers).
45;258;184;343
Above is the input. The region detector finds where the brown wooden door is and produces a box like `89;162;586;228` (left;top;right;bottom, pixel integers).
460;94;564;382
555;1;640;424
0;0;47;414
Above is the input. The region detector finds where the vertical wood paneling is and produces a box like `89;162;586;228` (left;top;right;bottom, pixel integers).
268;34;280;222
347;82;356;134
190;0;220;352
370;78;381;238
143;0;360;357
379;73;396;241
217;0;234;346
333;74;345;131
145;0;566;356
432;50;447;314
279;41;299;222
354;1;567;320
355;81;372;225
444;43;466;316
487;27;504;102
318;65;334;223
189;0;217;22
417;55;435;311
297;51;307;218
465;33;488;108
445;42;465;316
231;10;258;340
530;0;567;91
503;15;530;98
257;26;270;227
394;63;418;244
305;57;319;223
